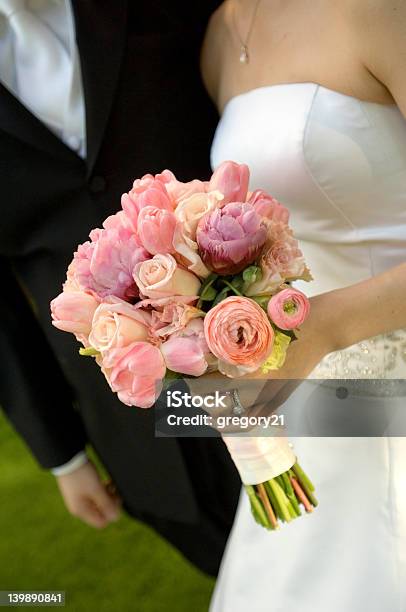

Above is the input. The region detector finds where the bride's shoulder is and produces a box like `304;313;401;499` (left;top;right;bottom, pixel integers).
346;0;406;109
201;3;232;107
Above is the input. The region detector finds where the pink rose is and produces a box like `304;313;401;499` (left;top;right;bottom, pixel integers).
209;161;249;204
51;291;99;336
204;296;274;376
161;319;212;376
172;191;223;278
89;299;151;352
248;190;290;224
148;298;203;340
267;288;310;330
137;206;177;255
121;173;173;229
69;226;150;301
134;254;201;299
102;342;166;408
196;202;267;275
246;223;312;296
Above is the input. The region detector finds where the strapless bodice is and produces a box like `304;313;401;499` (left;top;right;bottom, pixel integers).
211;82;406;380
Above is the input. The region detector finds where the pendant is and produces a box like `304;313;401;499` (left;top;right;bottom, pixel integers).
239;45;249;64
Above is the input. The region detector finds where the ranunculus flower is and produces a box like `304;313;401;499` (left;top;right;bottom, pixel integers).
69;227;150;301
209;161;249;204
51;291;99;336
161;319;212;376
204;296;274;376
137;206;177;255
245;223;312;296
267;288;310;330
121;173;173;229
248;190;290;224
89;299;151;352
102;341;166;408
134;254;201;299
196;202;267;275
172;191;223;277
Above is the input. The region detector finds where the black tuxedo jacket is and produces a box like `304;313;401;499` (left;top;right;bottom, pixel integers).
0;0;240;575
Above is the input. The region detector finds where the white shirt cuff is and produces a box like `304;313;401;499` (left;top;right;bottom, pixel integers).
50;451;88;476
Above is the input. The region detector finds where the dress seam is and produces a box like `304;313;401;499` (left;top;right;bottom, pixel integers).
301;85;360;238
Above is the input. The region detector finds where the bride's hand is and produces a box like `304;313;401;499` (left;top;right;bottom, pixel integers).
189;291;338;423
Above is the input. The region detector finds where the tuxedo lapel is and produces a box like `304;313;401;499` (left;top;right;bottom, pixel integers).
72;0;128;176
0;83;80;163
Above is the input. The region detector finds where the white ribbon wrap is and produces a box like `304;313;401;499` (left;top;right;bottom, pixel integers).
222;427;296;485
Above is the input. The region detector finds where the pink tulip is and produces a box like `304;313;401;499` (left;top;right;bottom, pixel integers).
248;190;290;224
267;288;310;330
156;169;209;205
121;173;173;229
161;320;211;376
209;161;249;204
69;227;150;301
102;341;166;408
204;296;274;376
137;206;177;255
51;291;99;336
196;202;267;275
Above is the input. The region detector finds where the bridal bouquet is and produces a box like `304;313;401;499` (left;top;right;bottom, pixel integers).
50;160;317;530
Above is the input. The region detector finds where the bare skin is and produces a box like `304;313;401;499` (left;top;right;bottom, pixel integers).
56;460;122;529
201;0;399;113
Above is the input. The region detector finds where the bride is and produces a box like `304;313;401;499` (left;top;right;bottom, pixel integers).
201;1;406;610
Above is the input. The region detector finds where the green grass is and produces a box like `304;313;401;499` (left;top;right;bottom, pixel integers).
0;410;214;611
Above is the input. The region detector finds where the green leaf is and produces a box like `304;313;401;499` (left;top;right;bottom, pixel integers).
79;347;100;357
199;285;217;301
242;265;262;284
212;287;229;307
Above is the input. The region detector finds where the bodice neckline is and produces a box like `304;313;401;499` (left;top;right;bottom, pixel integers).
222;82;398;116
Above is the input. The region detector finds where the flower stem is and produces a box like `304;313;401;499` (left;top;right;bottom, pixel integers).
256;483;278;529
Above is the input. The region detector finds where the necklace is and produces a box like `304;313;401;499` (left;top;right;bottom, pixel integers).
233;0;262;64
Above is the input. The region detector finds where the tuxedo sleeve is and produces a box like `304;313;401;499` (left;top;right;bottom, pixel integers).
0;258;88;469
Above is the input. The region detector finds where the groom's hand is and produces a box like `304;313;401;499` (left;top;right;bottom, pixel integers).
56;460;122;529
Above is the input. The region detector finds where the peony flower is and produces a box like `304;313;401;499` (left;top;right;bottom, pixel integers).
121;173;173;229
160;319;213;376
137;206;177;255
51;291;99;336
134;254;201;299
209;161;249;204
69;227;150;301
172;191;223;277
102;341;166;408
196;202;267;275
89;299;151;353
267;288;310;330
204;296;274;376
245;223;312;296
248;190;290;224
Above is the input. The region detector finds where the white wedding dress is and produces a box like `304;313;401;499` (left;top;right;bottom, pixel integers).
210;83;406;612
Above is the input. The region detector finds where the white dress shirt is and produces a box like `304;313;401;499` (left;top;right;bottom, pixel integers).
0;0;86;156
0;0;87;473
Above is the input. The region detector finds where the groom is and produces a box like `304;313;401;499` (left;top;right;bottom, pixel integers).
0;0;240;576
